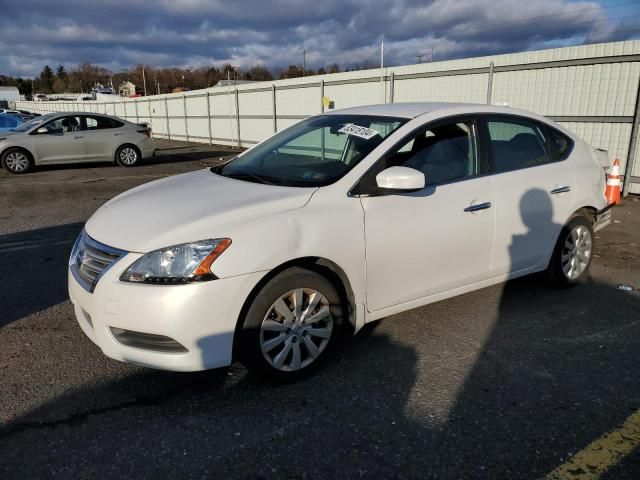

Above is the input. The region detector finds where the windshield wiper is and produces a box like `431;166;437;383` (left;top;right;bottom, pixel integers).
222;171;278;185
210;156;237;174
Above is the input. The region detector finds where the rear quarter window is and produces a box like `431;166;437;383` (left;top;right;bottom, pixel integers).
547;127;574;161
86;116;124;130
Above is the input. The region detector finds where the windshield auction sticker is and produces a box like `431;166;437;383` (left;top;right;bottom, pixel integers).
338;124;380;140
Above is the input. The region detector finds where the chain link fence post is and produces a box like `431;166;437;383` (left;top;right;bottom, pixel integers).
183;93;189;142
206;91;213;146
623;76;640;197
486;61;495;105
272;84;277;133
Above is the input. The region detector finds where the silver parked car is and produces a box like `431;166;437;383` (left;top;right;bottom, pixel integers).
0;112;156;174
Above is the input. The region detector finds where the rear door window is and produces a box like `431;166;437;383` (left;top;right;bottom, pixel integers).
485;117;551;173
84;116;121;130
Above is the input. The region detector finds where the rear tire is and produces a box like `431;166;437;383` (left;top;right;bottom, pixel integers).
546;215;594;287
238;267;343;382
1;148;33;174
115;145;140;167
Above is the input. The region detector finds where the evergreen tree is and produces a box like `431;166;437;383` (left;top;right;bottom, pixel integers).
56;65;68;87
40;65;54;93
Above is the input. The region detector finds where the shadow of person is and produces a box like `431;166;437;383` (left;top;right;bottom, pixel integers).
424;189;640;478
506;188;559;277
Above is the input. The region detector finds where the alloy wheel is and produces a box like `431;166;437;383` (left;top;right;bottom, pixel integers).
260;288;334;372
561;225;592;280
119;147;138;165
5;152;29;172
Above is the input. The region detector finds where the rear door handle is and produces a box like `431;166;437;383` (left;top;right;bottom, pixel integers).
73;135;83;139
550;186;571;194
464;202;492;212
114;133;123;136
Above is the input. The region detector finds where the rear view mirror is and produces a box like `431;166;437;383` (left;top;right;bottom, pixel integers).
376;166;425;192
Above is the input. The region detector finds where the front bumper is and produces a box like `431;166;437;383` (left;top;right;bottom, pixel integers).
68;254;265;371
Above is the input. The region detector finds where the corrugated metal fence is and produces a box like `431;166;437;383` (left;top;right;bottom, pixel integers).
16;40;640;194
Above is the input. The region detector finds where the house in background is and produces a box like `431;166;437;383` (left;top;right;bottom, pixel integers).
118;81;136;97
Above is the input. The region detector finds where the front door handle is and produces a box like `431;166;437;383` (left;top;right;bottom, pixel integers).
550;186;571;194
114;133;123;136
73;135;83;139
464;202;492;212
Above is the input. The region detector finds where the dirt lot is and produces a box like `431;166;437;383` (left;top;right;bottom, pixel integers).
1;140;639;479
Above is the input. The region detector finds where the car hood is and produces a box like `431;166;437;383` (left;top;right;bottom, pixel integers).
85;169;316;252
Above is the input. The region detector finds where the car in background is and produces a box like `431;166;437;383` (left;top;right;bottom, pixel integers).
0;112;155;173
17;109;40;117
67;102;611;381
0;113;24;132
12;113;38;122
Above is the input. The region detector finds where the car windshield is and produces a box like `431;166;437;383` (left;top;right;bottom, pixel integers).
216;114;407;187
12;113;55;132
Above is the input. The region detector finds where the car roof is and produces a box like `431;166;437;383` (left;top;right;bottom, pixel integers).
0;113;23;120
324;102;483;119
46;112;116;117
323;102;543;120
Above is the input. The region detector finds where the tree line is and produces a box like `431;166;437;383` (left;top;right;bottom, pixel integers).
0;62;343;98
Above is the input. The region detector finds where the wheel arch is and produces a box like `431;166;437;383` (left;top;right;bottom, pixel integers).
1;145;35;162
545;205;598;270
231;256;356;358
569;205;598;223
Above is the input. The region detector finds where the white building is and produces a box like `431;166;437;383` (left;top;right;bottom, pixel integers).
0;86;20;107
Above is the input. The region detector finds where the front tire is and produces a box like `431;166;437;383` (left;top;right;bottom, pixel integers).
238;267;343;381
546;215;594;287
2;148;33;174
115;145;140;167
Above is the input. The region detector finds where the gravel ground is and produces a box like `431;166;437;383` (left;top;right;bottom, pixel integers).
1;140;639;479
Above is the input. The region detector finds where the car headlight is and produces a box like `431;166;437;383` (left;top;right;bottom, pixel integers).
120;238;231;284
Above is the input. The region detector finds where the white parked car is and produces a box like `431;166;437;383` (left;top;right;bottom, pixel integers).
69;102;611;380
0;112;155;173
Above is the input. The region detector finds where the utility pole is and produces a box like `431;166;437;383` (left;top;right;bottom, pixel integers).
380;41;385;104
429;46;434;63
303;49;306;76
142;67;147;96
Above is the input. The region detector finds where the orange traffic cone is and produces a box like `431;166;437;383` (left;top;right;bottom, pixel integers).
605;159;621;205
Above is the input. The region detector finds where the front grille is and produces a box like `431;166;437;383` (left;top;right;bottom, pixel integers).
70;230;127;292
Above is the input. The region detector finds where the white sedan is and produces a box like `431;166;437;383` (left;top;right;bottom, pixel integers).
68;102;611;380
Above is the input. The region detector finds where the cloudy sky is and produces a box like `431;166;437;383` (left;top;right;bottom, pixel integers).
1;0;639;77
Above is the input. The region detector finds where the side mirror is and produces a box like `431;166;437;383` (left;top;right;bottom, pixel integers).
375;166;425;192
36;127;48;134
